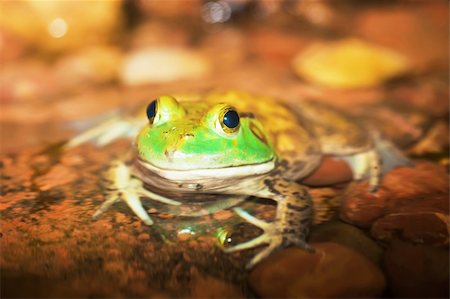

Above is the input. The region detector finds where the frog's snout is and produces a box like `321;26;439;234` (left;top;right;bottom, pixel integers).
172;125;196;140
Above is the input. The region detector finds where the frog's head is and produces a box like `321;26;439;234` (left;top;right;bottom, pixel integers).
136;95;275;180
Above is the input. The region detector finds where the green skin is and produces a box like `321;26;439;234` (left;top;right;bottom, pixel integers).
72;91;409;268
137;96;274;170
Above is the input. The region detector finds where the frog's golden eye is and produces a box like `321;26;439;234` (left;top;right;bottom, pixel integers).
146;99;158;124
146;95;186;126
218;107;240;134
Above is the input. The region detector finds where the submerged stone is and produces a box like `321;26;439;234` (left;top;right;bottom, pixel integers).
309;220;384;264
249;243;385;298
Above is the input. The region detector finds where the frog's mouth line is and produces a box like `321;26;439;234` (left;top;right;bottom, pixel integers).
136;157;276;181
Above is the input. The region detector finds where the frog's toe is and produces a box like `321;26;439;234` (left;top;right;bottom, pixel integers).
227;207;313;268
224;207;273;253
123;192;154;225
138;188;181;206
92;195;120;220
233;207;270;230
224;234;270;253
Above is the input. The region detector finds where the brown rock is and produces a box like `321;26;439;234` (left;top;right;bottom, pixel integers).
383;161;449;202
309;221;384;264
339;182;388;228
383;239;449;298
372;208;449;246
340;161;449;229
249;243;385;298
302;155;353;187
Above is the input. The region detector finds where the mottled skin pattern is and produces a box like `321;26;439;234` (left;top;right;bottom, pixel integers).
202;91;374;180
68;90;393;268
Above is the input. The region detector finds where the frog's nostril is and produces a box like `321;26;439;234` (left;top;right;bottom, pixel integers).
179;132;195;140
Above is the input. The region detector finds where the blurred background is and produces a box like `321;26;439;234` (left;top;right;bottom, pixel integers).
0;0;448;153
0;1;449;298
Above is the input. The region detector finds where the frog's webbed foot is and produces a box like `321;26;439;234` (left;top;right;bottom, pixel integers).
93;160;181;225
224;207;314;269
225;179;314;269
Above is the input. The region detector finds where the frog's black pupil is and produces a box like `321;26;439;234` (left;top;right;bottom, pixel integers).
146;100;157;120
223;110;239;128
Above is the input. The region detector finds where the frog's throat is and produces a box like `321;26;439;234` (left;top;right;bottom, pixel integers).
136;157;276;181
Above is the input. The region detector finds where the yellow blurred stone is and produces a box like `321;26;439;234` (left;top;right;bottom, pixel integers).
292;38;410;89
121;47;210;85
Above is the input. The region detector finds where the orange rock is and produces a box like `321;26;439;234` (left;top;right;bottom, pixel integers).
302;155;353;186
249;243;386;298
309;221;383;265
340;161;449;229
372;209;449;246
340;182;388;228
382;161;449;204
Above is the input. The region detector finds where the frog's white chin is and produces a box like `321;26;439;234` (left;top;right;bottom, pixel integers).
136;158;276;181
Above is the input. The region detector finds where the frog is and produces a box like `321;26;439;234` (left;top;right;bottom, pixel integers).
67;90;410;268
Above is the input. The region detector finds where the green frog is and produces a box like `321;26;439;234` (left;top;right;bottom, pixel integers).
67;90;409;268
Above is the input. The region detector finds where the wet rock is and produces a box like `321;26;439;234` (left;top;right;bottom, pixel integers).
309;221;384;264
340;182;388;228
383;239;449;298
370;162;449;245
302;155;353;187
383;161;449;202
249;243;385;298
372;195;449;246
340;161;449;234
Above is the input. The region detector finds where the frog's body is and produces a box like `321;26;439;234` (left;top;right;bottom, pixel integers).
68;90;409;268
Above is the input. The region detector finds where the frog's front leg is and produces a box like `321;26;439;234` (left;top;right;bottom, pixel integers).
225;176;314;268
93;159;181;225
